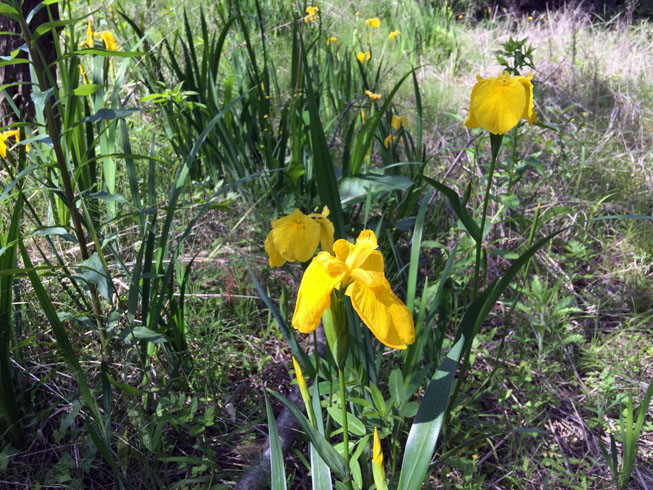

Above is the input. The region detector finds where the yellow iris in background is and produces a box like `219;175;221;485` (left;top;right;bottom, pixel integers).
79;18;95;48
304;5;320;23
292;230;415;349
0;130;23;158
365;17;381;28
365;90;382;103
100;31;118;51
264;207;334;267
391;115;407;130
388;29;401;40
356;51;371;63
464;71;536;135
326;36;338;46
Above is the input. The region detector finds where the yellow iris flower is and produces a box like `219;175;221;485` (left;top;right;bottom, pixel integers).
388;29;401;40
100;31;118;51
365;17;380;28
365;90;382;103
464;71;537;135
391;115;407;130
79;18;95;48
265;207;334;267
304;5;320;23
292;230;415;349
326;36;338;46
383;134;395;148
0;130;22;158
356;51;371;63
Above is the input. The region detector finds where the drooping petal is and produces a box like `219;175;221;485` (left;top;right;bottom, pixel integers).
271;209;320;263
464;74;484;130
346;278;415;349
0;136;7;158
518;75;537;124
309;206;334;254
264;230;286;267
292;253;345;334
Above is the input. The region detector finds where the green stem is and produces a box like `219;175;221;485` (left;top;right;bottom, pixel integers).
338;366;351;484
472;133;503;298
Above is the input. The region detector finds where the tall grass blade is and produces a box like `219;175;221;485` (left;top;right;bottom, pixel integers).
265;392;287;490
18;240;121;482
299;36;345;238
311;378;333;490
269;389;350;483
0;194;24;446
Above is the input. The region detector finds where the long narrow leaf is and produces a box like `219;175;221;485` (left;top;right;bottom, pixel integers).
269;389;350;483
265;392;287;490
398;337;465;490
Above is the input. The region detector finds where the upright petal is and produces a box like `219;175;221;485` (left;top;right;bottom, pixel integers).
346;278;415;349
345;230;378;271
518;76;537;124
292;253;345;334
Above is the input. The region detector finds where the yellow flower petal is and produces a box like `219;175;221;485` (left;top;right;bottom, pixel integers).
356;51;365;63
383;134;393;148
388;29;401;40
0;137;7;158
465;72;536;134
346;278;415;349
309;205;334;254
0;130;20;158
345;230;378;271
270;209;320;263
292;253;345;333
100;31;118;51
373;427;383;467
365;17;380;28
264;230;286;267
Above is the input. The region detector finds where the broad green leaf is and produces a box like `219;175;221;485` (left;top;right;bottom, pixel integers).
76;253;112;301
398;337;464;490
74;84;101;96
326;406;366;437
339;174;414;204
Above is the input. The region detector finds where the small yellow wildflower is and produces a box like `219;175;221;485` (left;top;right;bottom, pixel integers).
100;31;118;51
264;207;334;267
391;115;407;130
458;14;464;20
464;71;537;135
326;36;338;46
388;29;401;40
292;230;415;349
356;51;371;63
365;17;380;28
304;5;320;23
0;130;21;158
365;90;382;103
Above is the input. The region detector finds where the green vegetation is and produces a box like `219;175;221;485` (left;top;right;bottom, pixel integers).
0;0;651;488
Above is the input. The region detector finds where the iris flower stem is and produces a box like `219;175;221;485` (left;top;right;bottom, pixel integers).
472;134;503;298
338;366;352;487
